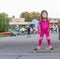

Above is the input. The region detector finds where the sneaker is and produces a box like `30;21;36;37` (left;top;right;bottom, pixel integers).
46;46;54;52
34;46;41;53
49;46;54;52
46;46;52;50
37;46;41;50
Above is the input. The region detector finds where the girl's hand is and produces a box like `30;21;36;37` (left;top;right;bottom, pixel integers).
38;30;41;34
48;29;50;31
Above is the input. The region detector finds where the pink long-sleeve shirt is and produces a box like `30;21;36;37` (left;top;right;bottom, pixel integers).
39;20;50;31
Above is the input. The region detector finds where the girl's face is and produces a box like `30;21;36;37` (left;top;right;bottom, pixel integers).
42;12;48;19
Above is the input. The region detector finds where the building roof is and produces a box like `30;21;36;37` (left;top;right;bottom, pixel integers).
10;18;25;22
9;22;34;25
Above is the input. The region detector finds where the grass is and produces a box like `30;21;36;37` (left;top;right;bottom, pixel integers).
0;34;10;37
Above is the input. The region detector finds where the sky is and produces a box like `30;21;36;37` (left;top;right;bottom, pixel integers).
0;0;60;18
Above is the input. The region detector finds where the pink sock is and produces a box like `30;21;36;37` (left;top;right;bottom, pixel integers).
47;39;51;46
38;39;43;46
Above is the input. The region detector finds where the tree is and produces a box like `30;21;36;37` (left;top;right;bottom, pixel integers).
20;12;40;22
0;13;9;32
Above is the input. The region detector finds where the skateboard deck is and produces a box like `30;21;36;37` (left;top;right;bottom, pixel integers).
33;48;54;53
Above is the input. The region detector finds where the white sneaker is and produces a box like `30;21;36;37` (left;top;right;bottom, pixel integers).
34;46;41;53
49;46;52;49
49;46;54;52
46;46;54;52
37;46;41;50
46;46;52;49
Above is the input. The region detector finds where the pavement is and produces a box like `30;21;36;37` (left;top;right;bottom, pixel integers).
0;32;60;59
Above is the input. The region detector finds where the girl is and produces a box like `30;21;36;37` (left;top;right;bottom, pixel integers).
34;10;54;52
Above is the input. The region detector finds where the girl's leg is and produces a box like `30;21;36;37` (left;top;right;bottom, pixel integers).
46;31;54;52
38;37;43;46
46;37;52;47
46;31;52;47
36;37;43;49
37;31;44;49
46;37;54;52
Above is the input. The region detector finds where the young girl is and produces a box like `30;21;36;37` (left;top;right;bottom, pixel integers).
34;10;54;52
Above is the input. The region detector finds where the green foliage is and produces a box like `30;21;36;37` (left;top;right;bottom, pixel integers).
20;12;40;22
0;13;9;32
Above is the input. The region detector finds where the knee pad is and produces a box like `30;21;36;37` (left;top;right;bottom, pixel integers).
46;37;50;40
40;37;43;40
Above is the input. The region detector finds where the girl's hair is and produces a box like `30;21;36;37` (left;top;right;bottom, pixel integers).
40;10;48;20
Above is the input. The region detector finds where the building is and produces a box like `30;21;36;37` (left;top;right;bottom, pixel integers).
10;17;25;22
9;17;34;29
9;17;34;25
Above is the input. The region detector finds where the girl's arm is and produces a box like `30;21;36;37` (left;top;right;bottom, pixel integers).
48;20;50;31
38;21;41;33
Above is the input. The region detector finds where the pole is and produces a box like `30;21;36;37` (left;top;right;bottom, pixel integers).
59;28;60;40
58;19;60;40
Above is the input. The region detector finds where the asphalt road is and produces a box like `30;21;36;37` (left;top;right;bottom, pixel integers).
0;32;60;59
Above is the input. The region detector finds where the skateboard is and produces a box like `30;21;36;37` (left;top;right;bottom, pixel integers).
33;48;54;53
